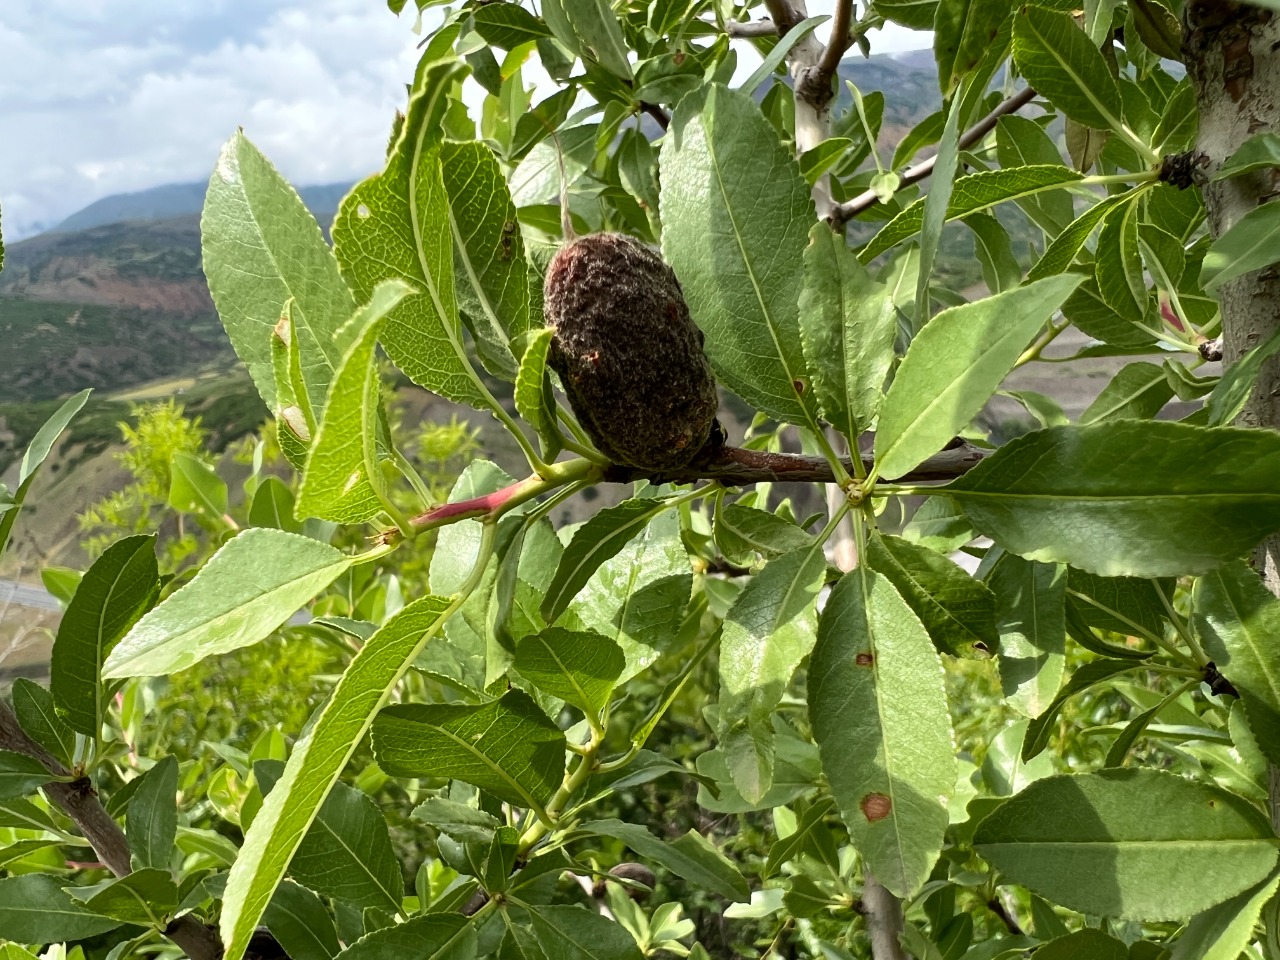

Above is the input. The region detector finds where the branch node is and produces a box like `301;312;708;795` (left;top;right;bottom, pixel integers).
1158;151;1198;188
1199;337;1224;361
1203;661;1239;698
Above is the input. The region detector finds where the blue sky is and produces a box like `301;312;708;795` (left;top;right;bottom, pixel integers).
0;1;925;240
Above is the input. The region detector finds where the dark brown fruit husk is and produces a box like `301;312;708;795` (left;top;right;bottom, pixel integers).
543;233;720;470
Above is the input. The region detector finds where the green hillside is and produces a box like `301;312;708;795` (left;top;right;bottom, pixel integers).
0;217;235;404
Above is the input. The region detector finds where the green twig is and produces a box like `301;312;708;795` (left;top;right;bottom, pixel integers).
1157;586;1209;666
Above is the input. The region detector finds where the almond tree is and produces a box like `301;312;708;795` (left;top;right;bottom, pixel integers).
2;0;1280;957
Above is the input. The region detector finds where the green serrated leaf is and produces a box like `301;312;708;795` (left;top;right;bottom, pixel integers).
0;389;91;560
0;797;63;833
1201;200;1280;294
513;327;560;457
543;498;673;624
718;543;827;804
1095;200;1148;325
878;0;939;28
716;503;816;562
0;875;122;941
295;279;413;523
256;762;403;911
51;534;159;733
799;138;852;184
661;83;819;427
75;868;178;926
988;553;1066;718
867;533;998;658
373;689;566;811
412;798;501;845
1067;568;1171;640
568;507;692;684
514;628;624;719
220;595;453;960
472;4;551;49
333;59;493;410
915;80;964;328
1035;930;1128;960
442;140;535;381
902;497;976;553
965;214;1022;294
249;476;302;533
809;568;955;898
1206;325;1280;427
995;115;1073;235
935;0;1016;95
1012;6;1124;132
562;0;633;79
1153;79;1198;154
875;274;1083;480
1022;659;1141;760
168;452;228;519
127;755;177;870
1169;869;1280;960
738;16;828;97
11;679;76;769
0;751;53;801
1079;362;1174;423
340;914;475;960
1027;193;1130;282
973;770;1279;920
798;223;898;440
1213;132;1280;181
202;132;355;414
0;838;61;869
528;904;644;960
1062;274;1157;348
104;529;350;679
946;421;1280;577
981;719;1054;796
262;880;342;960
576;820;750;902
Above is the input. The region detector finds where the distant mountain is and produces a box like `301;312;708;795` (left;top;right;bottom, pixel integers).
0;217;231;404
52;181;353;234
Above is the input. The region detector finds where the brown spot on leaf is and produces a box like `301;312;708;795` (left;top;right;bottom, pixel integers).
855;652;874;667
861;793;891;821
793;379;806;394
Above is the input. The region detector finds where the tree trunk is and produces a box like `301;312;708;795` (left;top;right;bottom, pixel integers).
1184;0;1280;830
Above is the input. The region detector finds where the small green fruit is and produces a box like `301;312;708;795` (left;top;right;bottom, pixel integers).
544;233;720;470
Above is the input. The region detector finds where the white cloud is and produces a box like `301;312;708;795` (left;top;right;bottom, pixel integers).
0;0;423;238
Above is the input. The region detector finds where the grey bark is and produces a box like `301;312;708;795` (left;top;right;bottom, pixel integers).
861;870;910;960
1184;0;1280;831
